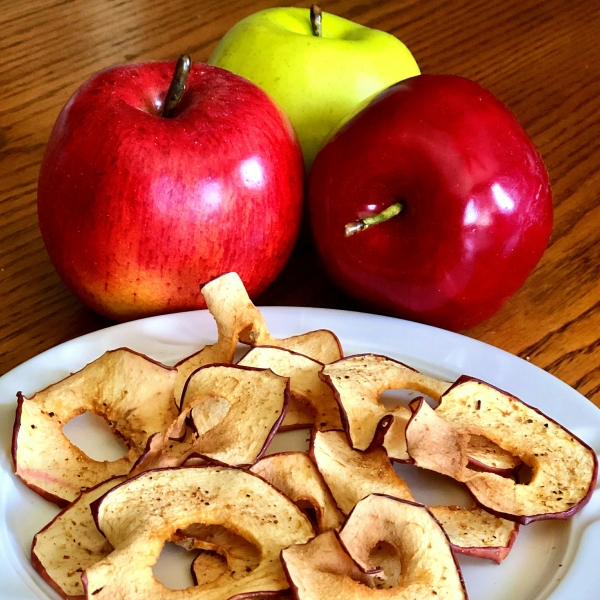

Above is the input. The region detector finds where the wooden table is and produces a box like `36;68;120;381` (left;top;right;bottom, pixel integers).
2;0;599;406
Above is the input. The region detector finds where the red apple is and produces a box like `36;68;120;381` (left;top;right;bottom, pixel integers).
308;74;553;331
38;59;304;321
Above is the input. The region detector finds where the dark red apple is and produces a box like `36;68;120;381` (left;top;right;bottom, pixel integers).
38;59;304;321
308;74;553;331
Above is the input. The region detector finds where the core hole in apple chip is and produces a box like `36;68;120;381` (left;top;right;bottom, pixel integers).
238;346;342;431
12;348;178;506
320;354;452;461
62;410;129;462
424;377;598;523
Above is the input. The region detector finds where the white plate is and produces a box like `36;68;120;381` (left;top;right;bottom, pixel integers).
1;307;599;599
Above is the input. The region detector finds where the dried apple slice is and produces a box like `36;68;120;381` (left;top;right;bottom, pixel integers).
338;495;467;597
239;346;342;431
311;430;414;514
12;349;177;505
439;377;599;523
31;477;125;600
202;272;343;364
429;506;519;564
250;452;344;533
282;495;467;599
321;354;451;460
182;364;289;466
84;466;314;599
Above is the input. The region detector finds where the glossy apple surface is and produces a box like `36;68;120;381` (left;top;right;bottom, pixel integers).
38;62;304;321
308;74;553;331
209;7;419;169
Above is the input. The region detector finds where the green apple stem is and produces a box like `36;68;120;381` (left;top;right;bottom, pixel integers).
162;54;192;118
344;202;403;237
310;4;322;37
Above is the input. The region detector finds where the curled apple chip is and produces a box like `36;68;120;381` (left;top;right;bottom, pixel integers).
321;354;451;460
420;377;599;523
12;349;177;505
239;346;342;431
405;398;470;481
181;364;289;466
311;430;414;514
31;477;125;600
250;452;344;533
203;272;343;364
282;495;467;599
338;495;467;597
84;466;314;599
429;506;519;564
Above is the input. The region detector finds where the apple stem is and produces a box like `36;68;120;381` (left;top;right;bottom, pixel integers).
310;4;322;37
162;54;192;118
344;202;403;237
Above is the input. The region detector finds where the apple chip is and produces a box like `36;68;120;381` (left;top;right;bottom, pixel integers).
429;506;519;564
321;354;451;460
250;452;344;533
12;348;177;505
202;272;343;364
311;430;414;514
239;346;342;430
31;477;125;599
338;495;467;597
84;466;314;599
436;377;598;523
282;495;467;598
182;364;289;466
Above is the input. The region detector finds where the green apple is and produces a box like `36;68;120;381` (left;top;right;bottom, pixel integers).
209;6;420;170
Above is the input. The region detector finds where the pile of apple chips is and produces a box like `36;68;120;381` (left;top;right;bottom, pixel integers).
12;273;598;599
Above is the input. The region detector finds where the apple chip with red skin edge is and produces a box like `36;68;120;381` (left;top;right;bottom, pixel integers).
312;429;519;563
250;452;344;533
320;354;451;460
84;466;314;600
436;377;599;524
182;364;289;466
429;506;519;565
133;364;289;473
321;354;518;473
12;348;177;506
337;495;467;597
239;346;342;431
282;495;467;599
31;477;125;600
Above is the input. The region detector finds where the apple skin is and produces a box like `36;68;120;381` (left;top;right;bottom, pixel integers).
209;7;420;170
37;62;304;321
308;74;553;331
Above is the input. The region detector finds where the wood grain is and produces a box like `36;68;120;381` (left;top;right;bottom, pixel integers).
1;0;599;407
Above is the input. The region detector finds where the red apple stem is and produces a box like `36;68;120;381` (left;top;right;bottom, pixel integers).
162;54;191;118
310;4;322;37
344;202;403;237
